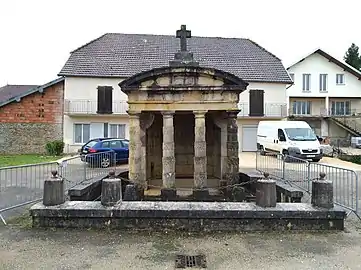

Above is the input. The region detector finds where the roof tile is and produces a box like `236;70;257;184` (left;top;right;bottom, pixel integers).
59;33;292;83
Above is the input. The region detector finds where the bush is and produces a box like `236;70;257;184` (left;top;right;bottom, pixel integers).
45;140;65;156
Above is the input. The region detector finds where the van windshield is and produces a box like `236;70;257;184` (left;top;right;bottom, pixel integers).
284;128;317;141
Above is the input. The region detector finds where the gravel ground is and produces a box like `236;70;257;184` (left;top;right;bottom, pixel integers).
1;215;361;270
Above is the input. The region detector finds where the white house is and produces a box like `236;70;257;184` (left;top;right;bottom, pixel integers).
58;32;292;153
287;49;361;142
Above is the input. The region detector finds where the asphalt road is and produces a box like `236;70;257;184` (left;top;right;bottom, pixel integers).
0;157;124;221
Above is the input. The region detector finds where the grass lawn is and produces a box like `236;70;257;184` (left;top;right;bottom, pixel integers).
0;154;61;167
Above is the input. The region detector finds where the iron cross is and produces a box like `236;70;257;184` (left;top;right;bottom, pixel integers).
176;25;191;52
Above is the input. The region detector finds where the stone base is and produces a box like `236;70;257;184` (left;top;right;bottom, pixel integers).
30;201;346;231
192;188;210;201
161;188;177;201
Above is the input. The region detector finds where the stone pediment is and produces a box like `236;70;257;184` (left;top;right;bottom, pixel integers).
119;66;248;93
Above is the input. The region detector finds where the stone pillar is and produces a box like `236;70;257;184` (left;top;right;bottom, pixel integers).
101;171;122;206
325;96;330;115
193;110;209;199
312;172;334;209
256;173;277;207
214;115;228;186
140;113;155;190
128;111;142;186
43;170;65;206
321;119;329;137
225;110;240;185
161;111;176;200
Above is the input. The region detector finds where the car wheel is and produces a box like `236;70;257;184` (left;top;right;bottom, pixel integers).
312;158;321;162
100;156;111;168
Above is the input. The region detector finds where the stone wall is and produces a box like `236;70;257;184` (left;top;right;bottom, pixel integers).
174;114;194;178
0;80;64;154
0;123;63;154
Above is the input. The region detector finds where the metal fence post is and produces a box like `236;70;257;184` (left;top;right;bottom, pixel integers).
0;213;6;225
282;155;285;180
83;155;87;181
356;173;359;214
307;162;311;193
255;151;258;171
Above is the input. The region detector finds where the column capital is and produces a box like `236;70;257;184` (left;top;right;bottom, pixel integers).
193;110;208;118
161;110;175;117
127;110;141;118
226;110;240;118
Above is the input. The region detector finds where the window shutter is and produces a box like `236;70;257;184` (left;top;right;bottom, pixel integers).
97;86;113;114
104;86;113;113
97;86;106;113
249;90;264;116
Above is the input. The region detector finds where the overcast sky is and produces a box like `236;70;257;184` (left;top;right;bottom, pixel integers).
0;0;360;86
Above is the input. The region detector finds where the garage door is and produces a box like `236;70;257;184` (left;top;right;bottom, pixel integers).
242;126;258;152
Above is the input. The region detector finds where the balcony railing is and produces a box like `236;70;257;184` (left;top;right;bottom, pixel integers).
64;99;128;115
289;107;361;117
237;102;287;118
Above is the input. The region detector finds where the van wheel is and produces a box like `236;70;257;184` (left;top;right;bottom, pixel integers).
282;150;291;162
260;146;266;156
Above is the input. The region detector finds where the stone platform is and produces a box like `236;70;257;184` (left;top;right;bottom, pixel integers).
30;201;346;231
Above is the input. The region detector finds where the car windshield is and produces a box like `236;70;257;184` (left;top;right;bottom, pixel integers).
122;140;129;147
85;141;98;148
284;128;317;141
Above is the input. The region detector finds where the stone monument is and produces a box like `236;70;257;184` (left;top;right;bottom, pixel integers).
120;25;247;200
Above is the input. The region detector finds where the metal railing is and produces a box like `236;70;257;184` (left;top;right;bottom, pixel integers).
64;99;129;114
0;151;120;225
255;151;359;217
238;102;287;118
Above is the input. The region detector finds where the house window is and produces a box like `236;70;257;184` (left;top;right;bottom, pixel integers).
74;124;90;143
109;124;126;138
97;86;113;114
336;74;345;85
302;74;311;91
292;101;311;115
289;73;295;82
319;74;328;92
331;101;351;116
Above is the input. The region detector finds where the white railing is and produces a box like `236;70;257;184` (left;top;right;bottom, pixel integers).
238;103;287;118
64;100;128;115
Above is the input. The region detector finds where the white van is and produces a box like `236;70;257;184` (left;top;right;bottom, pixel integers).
257;120;323;162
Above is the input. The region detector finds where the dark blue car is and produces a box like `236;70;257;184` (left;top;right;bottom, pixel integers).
81;138;129;168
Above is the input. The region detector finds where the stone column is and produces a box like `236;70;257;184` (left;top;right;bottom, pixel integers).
193;110;209;199
161;111;176;200
128;111;142;187
214;113;228;186
140;113;155;190
225;110;240;186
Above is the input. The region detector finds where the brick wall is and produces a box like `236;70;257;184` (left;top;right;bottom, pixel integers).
0;80;64;154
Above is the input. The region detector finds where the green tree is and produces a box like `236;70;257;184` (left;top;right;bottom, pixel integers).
344;43;361;70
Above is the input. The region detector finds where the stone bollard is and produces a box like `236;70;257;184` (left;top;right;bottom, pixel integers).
101;171;122;206
311;172;334;209
43;170;65;206
255;172;277;207
123;184;138;201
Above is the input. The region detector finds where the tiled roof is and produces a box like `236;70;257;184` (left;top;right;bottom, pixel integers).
0;77;64;108
0;85;38;104
58;33;292;84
